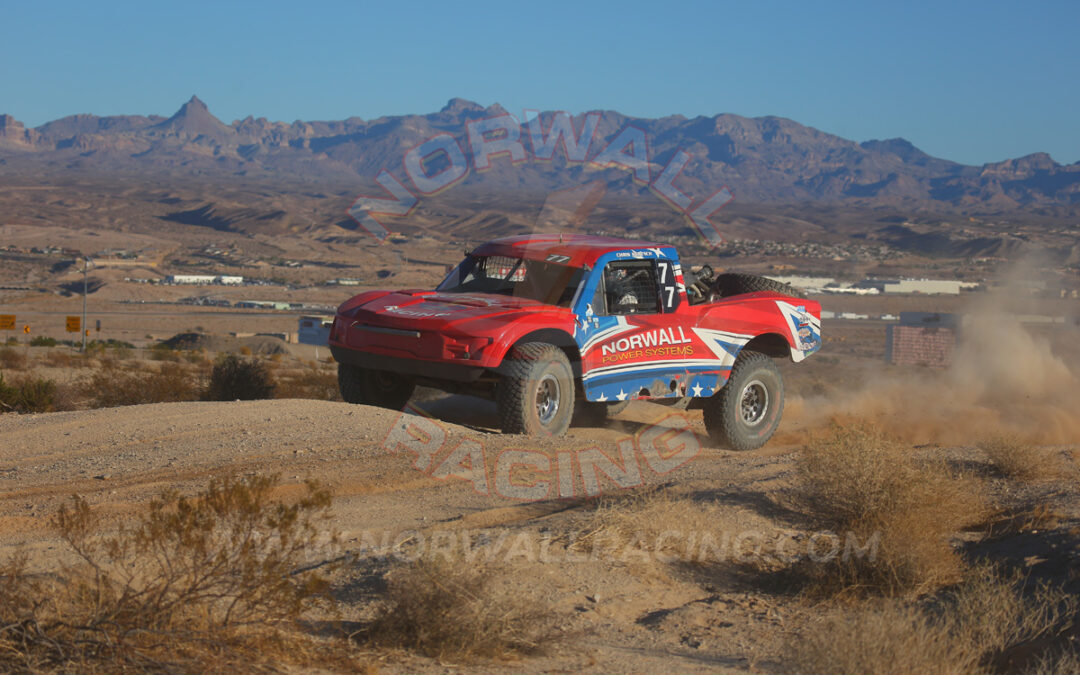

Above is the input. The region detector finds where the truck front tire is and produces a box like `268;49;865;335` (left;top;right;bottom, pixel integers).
497;343;575;436
338;363;415;411
703;351;784;451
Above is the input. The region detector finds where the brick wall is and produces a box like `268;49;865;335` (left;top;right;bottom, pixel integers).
886;325;956;368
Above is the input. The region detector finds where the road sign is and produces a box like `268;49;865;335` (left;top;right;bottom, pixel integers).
66;316;81;333
0;315;14;331
23;325;30;334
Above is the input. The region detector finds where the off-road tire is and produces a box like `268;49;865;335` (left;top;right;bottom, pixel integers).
337;363;415;411
574;399;630;427
712;273;806;299
703;351;784;450
497;342;575;436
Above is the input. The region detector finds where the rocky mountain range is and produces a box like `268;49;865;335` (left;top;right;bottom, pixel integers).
2;96;1079;214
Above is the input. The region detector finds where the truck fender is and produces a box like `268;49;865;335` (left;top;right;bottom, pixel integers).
492;328;582;378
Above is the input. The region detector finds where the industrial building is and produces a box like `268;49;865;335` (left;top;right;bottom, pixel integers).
235;300;291;310
766;276;836;293
765;275;970;295
881;279;963;295
165;275;216;285
165;275;245;285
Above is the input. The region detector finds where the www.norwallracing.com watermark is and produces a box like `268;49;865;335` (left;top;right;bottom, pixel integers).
347;110;732;247
343;528;882;565
384;407;701;502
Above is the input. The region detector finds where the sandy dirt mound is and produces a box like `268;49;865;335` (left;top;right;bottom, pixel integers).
159;332;290;355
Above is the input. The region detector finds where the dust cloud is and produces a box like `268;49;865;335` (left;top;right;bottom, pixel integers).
789;262;1080;446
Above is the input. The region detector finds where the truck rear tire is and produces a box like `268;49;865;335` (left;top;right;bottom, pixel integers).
713;273;806;299
497;342;575;436
703;351;784;451
338;363;415;411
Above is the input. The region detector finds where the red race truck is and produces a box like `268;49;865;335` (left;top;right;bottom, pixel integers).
329;234;821;449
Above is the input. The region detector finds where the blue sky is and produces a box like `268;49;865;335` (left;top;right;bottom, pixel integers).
1;0;1077;165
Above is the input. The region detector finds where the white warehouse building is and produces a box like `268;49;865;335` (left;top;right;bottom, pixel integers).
165;275;245;285
882;279;962;295
166;274;216;284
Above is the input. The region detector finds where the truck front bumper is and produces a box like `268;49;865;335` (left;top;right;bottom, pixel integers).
330;346;488;383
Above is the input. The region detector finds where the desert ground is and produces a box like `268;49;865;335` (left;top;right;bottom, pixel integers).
1;181;1079;671
1;305;1078;671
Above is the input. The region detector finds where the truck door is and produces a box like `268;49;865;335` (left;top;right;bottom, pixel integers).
577;256;700;403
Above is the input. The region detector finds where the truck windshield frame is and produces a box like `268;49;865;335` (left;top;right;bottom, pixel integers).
437;255;585;307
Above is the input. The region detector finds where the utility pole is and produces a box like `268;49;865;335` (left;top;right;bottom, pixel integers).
81;256;90;352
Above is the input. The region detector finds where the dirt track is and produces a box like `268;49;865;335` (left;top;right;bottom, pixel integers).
0;396;815;671
0;396;752;552
2;390;1078;672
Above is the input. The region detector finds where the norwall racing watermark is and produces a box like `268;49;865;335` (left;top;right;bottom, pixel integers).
338;527;882;566
346;110;732;247
384;406;701;502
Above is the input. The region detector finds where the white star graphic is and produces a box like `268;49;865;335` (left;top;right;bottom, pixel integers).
691;383;703;397
597;392;608;402
616;389;628;401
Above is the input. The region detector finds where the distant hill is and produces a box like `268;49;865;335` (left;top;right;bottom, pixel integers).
2;96;1079;213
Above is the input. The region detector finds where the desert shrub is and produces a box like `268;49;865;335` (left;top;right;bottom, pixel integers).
978;435;1064;481
0;475;339;671
788;602;963;675
786;571;1077;674
110;344;134;360
150;343;183;362
2;373;24;411
83;341;107;358
0;372;57;413
40;349;93;369
49;380;80;413
368;553;558;661
797;424;987;596
205;354;275;401
4;336;17;345
0;346;26;370
569;488;724;563
273;368;341;401
29;336;57;347
79;362;200;408
1028;649;1080;675
184;348;210;365
73;339;135;351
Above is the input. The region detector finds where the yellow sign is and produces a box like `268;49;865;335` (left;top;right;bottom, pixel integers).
0;315;14;330
23;325;30;334
66;316;81;333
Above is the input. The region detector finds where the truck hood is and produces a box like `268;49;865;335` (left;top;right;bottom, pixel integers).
340;290;569;333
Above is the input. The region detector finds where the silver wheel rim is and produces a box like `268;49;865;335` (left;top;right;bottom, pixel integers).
740;379;769;426
535;374;560;425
